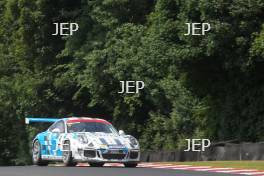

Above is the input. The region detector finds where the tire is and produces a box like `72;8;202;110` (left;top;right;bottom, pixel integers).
124;163;138;168
32;140;48;166
89;162;105;167
62;140;77;166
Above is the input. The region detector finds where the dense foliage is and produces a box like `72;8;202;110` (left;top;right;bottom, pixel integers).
0;0;263;165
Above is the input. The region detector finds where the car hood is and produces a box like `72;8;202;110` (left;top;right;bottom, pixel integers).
83;132;129;148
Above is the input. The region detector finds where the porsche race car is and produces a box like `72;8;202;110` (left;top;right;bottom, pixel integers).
26;117;140;167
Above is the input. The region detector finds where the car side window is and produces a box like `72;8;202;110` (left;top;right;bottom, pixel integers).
49;120;65;133
48;122;57;132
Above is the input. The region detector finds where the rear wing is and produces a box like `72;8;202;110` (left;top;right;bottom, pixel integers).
25;117;60;124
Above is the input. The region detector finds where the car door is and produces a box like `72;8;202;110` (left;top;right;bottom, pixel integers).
48;120;65;157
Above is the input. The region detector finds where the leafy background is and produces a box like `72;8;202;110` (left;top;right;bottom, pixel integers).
0;0;263;165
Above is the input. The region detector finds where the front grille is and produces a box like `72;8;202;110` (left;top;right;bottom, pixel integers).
102;153;126;160
129;151;138;159
84;150;96;158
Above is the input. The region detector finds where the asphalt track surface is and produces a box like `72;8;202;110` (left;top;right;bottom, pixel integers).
0;166;239;176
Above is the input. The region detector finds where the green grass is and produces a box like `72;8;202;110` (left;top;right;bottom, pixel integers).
159;161;264;170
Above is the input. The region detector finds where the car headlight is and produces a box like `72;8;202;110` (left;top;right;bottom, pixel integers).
129;136;138;146
77;135;88;144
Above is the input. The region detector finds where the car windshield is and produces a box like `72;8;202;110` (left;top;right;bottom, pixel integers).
67;122;118;134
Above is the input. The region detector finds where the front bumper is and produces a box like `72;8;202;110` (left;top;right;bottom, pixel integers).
74;148;140;163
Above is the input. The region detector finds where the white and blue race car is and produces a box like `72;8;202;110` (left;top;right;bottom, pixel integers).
26;117;140;167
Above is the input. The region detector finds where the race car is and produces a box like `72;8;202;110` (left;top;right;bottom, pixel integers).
25;117;140;167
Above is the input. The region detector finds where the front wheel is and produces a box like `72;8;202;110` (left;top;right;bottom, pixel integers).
62;140;77;166
32;140;48;166
89;162;105;167
124;163;138;167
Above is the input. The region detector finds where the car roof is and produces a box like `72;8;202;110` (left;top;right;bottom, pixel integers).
64;117;111;125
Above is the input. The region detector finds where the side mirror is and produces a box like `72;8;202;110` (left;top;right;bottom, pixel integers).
119;130;125;135
51;128;61;133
